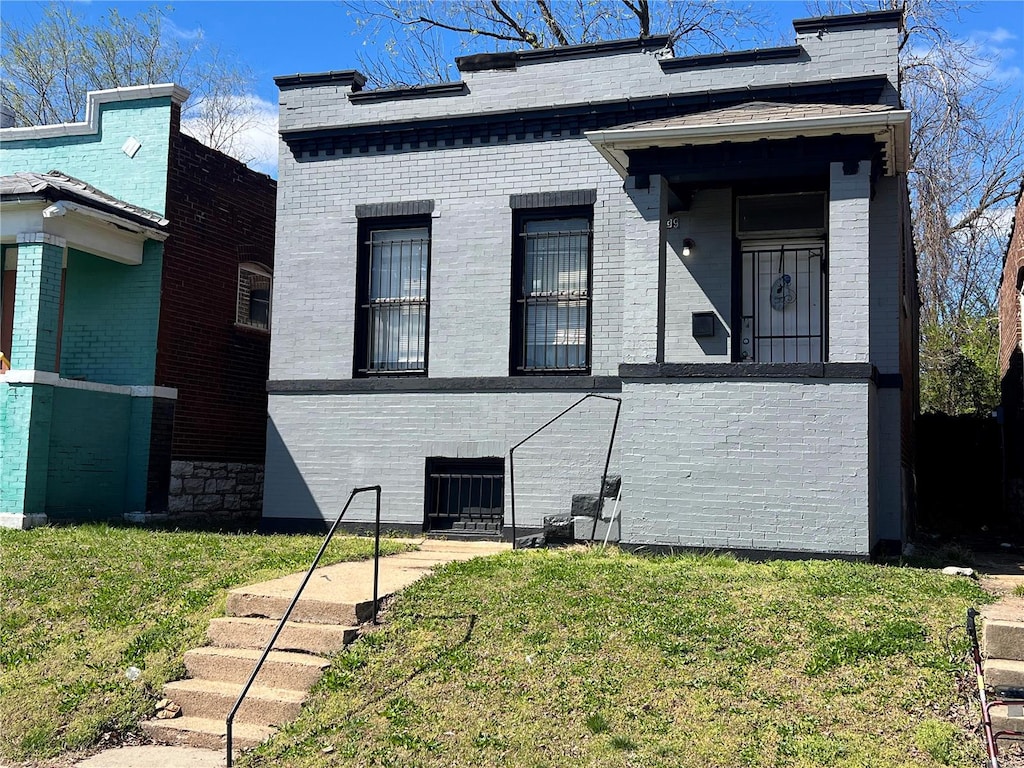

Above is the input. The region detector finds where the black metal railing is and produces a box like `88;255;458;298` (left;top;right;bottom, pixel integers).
226;485;382;766
508;393;622;547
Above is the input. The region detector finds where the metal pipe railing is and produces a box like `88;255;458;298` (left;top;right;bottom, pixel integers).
226;485;382;766
508;393;622;548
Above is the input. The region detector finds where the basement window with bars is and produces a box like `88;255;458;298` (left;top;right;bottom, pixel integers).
236;263;272;330
425;458;505;535
511;209;592;374
355;219;430;376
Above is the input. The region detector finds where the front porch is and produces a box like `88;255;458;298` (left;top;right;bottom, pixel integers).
588;101;913;554
0;172;176;527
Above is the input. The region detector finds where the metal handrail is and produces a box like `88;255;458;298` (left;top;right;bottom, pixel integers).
508;393;622;547
226;485;382;766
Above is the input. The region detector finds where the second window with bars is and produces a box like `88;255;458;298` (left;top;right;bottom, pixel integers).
511;210;592;374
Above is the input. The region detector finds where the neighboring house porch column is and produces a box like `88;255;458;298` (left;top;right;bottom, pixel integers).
622;174;667;364
0;233;64;528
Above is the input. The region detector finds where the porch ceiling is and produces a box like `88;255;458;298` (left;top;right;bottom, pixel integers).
586;101;910;179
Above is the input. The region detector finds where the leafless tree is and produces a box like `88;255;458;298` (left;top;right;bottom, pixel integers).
1;2;263;163
813;1;1023;413
343;0;780;87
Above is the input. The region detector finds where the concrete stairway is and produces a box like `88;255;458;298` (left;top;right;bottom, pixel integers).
141;539;509;754
982;599;1024;738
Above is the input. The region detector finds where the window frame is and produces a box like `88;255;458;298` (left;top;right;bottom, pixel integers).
510;205;594;376
353;214;432;378
235;262;273;332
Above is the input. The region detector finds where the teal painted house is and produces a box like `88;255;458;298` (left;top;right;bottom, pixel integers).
1;85;277;529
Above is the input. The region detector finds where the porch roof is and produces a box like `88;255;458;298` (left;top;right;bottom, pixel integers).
1;171;168;264
0;171;169;232
586;101;910;178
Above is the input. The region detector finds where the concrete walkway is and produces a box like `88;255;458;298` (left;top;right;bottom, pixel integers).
75;537;508;768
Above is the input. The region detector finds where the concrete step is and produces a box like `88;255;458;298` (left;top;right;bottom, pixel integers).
207;617;358;655
184;647;329;689
990;703;1024;737
984;619;1024;662
162;679;306;725
141;716;274;751
226;590;370;626
986;659;1024;696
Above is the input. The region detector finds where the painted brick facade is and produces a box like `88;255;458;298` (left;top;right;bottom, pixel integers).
266;10;915;555
1;86;275;526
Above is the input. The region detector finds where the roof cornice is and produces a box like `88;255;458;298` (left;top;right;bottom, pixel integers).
0;84;190;141
792;9;904;34
274;70;367;90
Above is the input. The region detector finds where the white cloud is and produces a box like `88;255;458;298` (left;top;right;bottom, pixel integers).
967;27;1022;82
163;18;205;42
181;94;279;178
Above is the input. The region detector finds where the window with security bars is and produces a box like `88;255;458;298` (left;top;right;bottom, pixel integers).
740;244;826;362
425;458;504;535
512;213;592;374
356;223;429;375
236;263;272;330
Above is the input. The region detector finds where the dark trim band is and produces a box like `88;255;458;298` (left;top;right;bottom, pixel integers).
268;376;623;394
280;76;888;159
275;70;366;89
349;82;467;104
456;36;672;72
792;9;903;34
355;200;435;219
876;373;904;389
509;189;597;209
659;46;804;72
619;362;876;380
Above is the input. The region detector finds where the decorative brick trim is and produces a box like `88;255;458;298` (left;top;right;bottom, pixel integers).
355;200;435;219
16;232;66;247
280;76;888;159
509;190;597;209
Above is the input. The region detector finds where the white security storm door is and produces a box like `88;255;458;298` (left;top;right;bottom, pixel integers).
740;242;826;363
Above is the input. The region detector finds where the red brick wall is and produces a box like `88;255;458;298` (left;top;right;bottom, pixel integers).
999;188;1023;379
157;105;277;463
998;185;1024;526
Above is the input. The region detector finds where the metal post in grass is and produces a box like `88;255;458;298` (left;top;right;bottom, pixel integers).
226;484;383;766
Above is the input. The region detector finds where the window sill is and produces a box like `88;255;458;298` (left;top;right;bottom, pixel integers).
234;322;271;335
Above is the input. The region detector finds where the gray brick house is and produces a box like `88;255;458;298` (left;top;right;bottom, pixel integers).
264;9;916;557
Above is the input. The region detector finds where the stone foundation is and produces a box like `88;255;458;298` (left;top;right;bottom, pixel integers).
169;461;264;519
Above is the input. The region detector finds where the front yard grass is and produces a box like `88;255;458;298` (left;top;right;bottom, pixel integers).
245;547;991;768
0;524;414;762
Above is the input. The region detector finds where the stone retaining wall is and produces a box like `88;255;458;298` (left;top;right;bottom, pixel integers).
169;460;263;518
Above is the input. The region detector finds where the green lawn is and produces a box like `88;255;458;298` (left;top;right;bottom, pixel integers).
0;524;414;761
243;547;991;768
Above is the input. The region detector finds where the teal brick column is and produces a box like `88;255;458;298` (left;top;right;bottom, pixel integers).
1;234;63;527
11;235;65;371
0;381;53;527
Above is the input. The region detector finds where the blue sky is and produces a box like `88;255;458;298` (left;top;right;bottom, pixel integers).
3;0;1022;175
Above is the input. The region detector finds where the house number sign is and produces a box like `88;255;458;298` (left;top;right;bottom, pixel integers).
665;217;681;228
